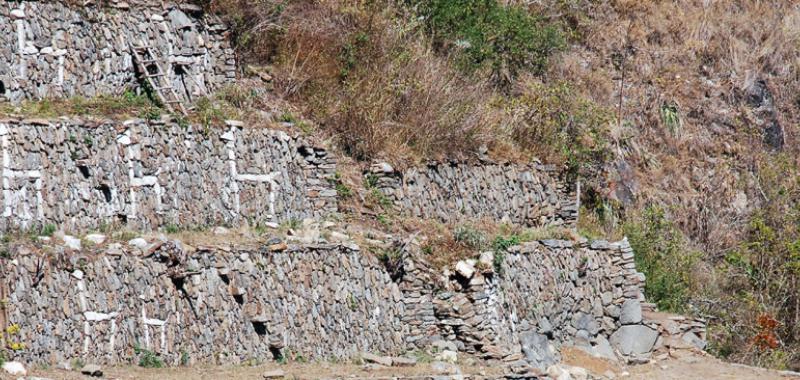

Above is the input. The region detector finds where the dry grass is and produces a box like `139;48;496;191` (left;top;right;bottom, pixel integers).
270;1;506;164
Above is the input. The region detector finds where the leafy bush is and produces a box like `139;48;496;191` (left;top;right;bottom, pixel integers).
134;345;164;368
412;0;564;81
705;155;800;367
624;206;699;312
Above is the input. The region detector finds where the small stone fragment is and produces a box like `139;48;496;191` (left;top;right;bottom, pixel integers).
2;361;26;375
361;352;392;367
262;369;285;379
81;364;103;377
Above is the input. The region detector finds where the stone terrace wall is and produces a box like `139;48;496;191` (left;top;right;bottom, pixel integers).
1;237;656;366
491;239;644;356
0;1;235;103
369;162;577;228
3;242;406;365
0;118;337;232
401;239;646;364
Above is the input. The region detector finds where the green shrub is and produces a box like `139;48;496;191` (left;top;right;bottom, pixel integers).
491;234;520;252
39;224;57;237
412;0;564;79
624;206;699;312
134;345;164;368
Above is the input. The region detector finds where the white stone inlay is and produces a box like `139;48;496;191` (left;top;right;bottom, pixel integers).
1;123;44;228
141;308;168;353
118;125;163;220
223;125;280;219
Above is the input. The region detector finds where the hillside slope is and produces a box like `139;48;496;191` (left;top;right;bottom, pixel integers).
198;0;800;370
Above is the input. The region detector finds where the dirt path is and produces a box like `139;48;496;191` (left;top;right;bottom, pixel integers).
626;355;800;380
5;354;799;380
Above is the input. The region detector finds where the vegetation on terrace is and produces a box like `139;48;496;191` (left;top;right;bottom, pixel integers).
194;0;800;369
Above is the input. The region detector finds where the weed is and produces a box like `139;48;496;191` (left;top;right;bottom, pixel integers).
180;350;190;366
491;234;520;252
279;218;301;232
347;293;358;311
70;358;85;370
134;345;164;368
279;112;297;123
164;224;180;234
454;225;488;251
39;224;56;237
660;102;681;136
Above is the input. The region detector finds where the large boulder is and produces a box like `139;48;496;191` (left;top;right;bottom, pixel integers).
609;325;658;355
520;332;558;370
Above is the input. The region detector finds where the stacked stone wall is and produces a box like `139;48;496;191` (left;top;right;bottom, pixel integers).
370;162;577;228
3;243;406;364
0;1;235;103
1;238;649;365
0;118;337;232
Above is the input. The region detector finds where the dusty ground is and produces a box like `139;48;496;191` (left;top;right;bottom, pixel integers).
4;353;799;380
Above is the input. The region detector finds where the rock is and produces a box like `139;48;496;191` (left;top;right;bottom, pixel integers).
574;329;591;347
268;242;288;252
2;361;26;376
391;357;417;367
609;325;659;355
81;364;103;377
565;365;588;380
455;260;476;279
225;120;245;128
538;317;553;335
361;352;392;367
71;270;84;280
479;251;494;267
592;336;618;361
328;231;350;243
371;162;394;173
520;332;558;371
84;233;106;245
432;340;458;353
212;226;230;235
128;238;148;249
262;369;285;379
431;361;461;375
435;350;458;364
56;361;72;370
619;299;642;325
546;365;571;380
681;331;707;350
63;235;82;250
572;313;599;335
10;9;25;19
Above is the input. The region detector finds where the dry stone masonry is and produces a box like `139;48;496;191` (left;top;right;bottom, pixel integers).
369;162;577;228
4;242;406;365
0;118;337;231
0;1;235;103
1;236;686;368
